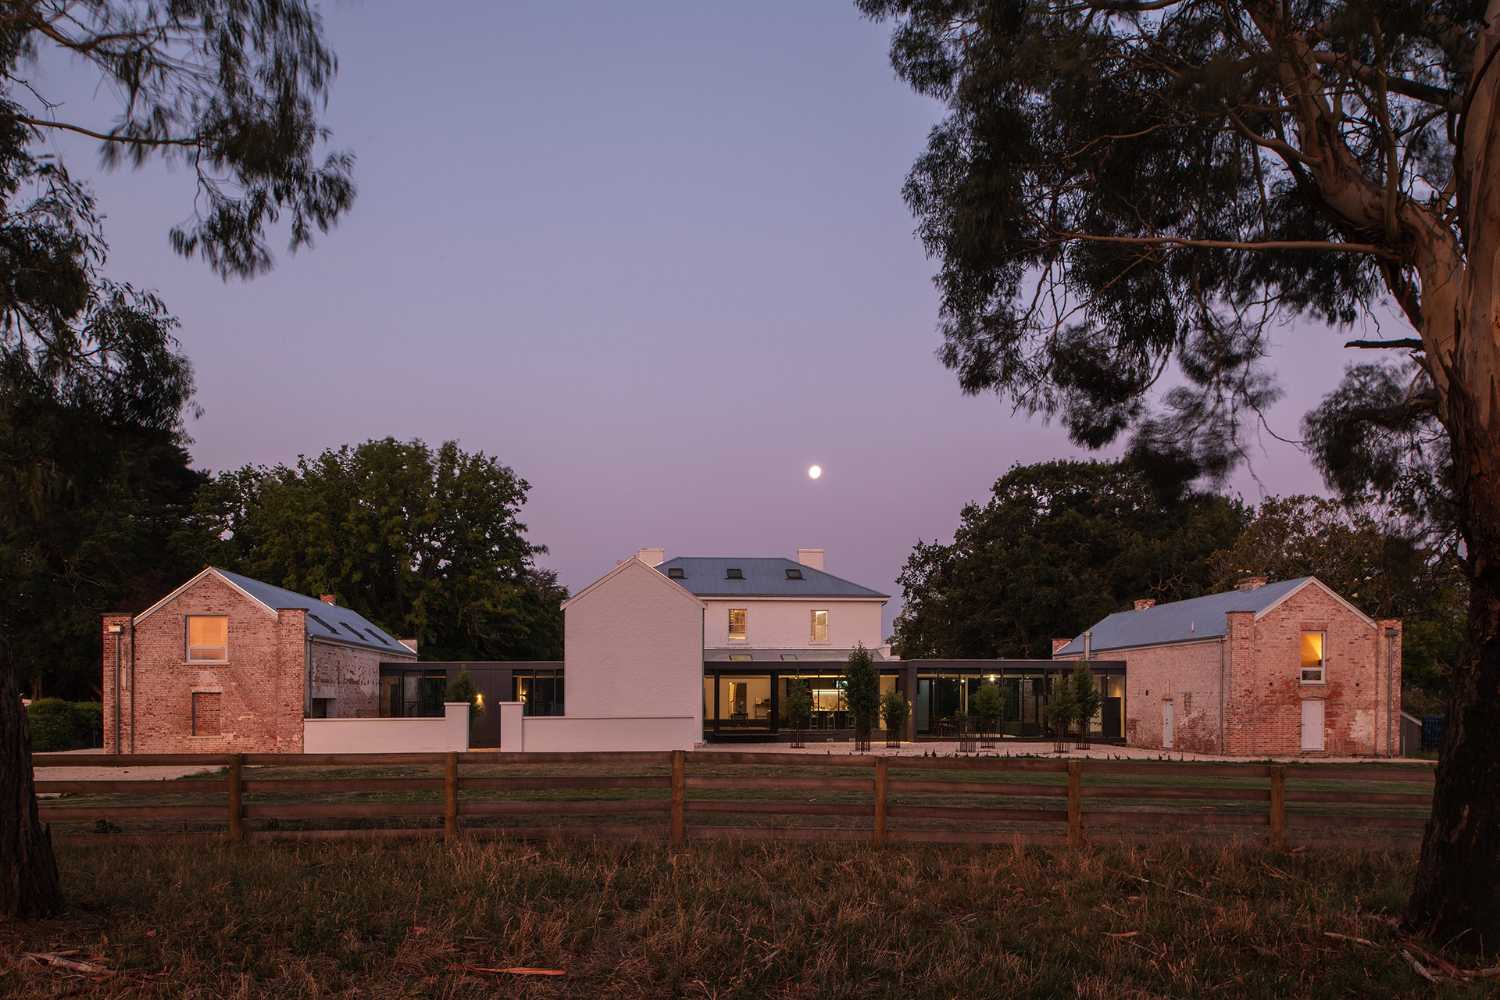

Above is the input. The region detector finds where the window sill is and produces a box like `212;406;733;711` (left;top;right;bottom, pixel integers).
186;660;229;666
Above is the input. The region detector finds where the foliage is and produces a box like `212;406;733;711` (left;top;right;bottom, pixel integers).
194;438;565;661
446;671;484;728
843;644;881;740
1047;672;1076;738
880;688;909;734
1208;496;1466;696
25;699;101;752
970;682;1004;731
3;0;355;278
893;460;1245;658
1071;665;1102;736
783;682;812;732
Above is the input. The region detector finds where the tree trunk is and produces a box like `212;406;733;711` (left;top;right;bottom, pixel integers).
1405;341;1500;951
0;662;62;918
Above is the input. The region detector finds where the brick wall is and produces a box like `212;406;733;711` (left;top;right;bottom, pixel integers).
310;640;399;717
101;573;307;753
1058;639;1224;752
1057;581;1401;757
1225;584;1397;756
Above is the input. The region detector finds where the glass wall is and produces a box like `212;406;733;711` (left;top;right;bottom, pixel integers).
717;674;772;731
379;668;448;717
513;668;564;716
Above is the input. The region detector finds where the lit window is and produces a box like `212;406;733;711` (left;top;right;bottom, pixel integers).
728;608;748;641
186;615;228;662
728;654;752;662
810;609;829;643
1300;631;1326;683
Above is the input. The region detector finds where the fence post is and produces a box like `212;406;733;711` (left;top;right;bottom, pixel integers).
873;757;888;847
227;753;243;843
444;752;459;843
670;750;686;847
1066;760;1083;849
1269;765;1286;851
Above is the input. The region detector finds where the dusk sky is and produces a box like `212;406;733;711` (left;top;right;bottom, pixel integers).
33;2;1376;630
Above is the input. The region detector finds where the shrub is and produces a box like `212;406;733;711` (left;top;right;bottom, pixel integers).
881;689;908;738
446;671;485;730
1071;663;1101;744
971;682;1004;732
783;682;812;731
844;644;881;744
27;698;99;751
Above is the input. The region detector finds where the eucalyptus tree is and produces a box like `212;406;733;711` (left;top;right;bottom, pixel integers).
1;0;355;917
858;0;1500;944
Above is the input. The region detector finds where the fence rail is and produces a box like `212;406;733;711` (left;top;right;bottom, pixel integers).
31;750;1436;850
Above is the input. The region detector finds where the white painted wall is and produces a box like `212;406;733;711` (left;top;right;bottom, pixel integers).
701;598;884;649
562;557;705;738
303;701;469;753
497;701;523;752
521;715;698;751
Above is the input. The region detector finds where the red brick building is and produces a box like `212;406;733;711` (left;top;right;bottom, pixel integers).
1053;577;1402;756
102;568;416;753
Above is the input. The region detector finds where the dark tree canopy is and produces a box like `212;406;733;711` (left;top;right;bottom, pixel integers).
195;438;565;662
860;0;1500;945
4;0;354;277
893;460;1246;659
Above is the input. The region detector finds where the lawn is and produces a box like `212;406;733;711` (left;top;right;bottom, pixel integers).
1;837;1492;998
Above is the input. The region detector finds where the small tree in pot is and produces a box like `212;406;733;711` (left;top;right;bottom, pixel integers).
881;689;909;748
784;681;812;748
844;644;881;752
1071;663;1102;749
446;670;485;740
1047;672;1076;755
972;682;1004;747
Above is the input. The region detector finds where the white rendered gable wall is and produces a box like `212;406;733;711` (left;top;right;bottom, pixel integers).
701;598;884;649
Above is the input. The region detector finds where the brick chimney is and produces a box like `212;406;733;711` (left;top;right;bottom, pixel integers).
1051;638;1072;657
1134;598;1156;611
1235;576;1269;591
636;547;666;566
320;594;336;605
795;547;825;571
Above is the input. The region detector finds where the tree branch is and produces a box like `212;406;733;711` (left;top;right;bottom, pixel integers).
1048;231;1402;259
1311;50;1461;111
1345;338;1425;350
15;115;198;148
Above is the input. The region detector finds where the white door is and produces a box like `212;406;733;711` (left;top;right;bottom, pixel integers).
1301;699;1325;752
1161;701;1175;749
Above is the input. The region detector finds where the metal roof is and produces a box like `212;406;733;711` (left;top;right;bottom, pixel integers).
656;557;888;599
1055;577;1313;656
215;568;411;656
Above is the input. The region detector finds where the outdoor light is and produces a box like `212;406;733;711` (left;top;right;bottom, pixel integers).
474;692;484;707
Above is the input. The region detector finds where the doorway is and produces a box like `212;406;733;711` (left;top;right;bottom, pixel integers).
1162;701;1175;749
1301;699;1325;751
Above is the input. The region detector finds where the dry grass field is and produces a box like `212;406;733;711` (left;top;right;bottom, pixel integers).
1;837;1494;999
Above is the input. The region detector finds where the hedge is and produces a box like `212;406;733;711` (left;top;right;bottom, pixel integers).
27;699;103;751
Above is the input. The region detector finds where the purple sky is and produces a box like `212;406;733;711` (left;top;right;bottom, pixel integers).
31;2;1380;632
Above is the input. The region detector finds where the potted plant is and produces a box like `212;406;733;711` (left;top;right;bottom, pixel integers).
1047;672;1076;754
972;681;1004;748
844;644;880;752
446;670;485;740
881;689;909;748
1071;663;1101;749
784;681;812;748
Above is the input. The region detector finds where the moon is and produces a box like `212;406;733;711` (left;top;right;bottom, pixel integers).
807;464;823;480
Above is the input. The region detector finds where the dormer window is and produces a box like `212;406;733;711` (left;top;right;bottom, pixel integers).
725;567;744;580
785;568;804;580
667;567;685;579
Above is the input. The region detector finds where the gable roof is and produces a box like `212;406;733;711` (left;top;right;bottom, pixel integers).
1055;577;1341;656
561;556;705;611
135;567;411;656
654;557;888;599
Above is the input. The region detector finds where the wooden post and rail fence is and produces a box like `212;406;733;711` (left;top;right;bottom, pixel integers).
30;750;1435;849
